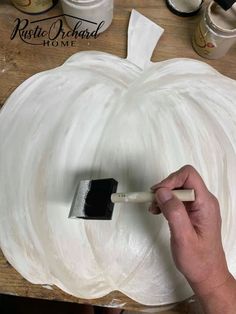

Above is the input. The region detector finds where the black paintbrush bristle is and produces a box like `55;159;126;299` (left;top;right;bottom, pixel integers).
215;0;235;10
83;178;118;220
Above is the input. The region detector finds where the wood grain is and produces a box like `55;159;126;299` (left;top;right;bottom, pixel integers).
0;0;235;312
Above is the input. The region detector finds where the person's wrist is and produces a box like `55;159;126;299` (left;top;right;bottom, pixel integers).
189;267;232;298
191;273;236;314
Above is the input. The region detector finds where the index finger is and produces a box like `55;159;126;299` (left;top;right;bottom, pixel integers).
151;165;210;200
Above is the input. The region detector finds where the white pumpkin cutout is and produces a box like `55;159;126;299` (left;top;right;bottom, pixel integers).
0;10;236;306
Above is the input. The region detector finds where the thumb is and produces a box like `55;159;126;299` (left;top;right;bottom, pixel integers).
155;188;195;241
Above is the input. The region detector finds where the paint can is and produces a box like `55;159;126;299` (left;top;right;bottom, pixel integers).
192;1;236;59
11;0;58;14
61;0;114;34
165;0;203;17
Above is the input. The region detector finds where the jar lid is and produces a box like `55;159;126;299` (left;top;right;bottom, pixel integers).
166;0;203;16
67;0;100;4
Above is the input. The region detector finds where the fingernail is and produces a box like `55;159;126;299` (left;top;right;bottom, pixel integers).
148;204;157;214
157;188;173;204
148;206;154;213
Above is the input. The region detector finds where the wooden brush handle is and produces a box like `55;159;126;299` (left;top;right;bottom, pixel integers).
111;189;195;203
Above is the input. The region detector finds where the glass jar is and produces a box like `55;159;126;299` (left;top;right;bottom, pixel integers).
192;1;236;59
11;0;58;14
61;0;114;34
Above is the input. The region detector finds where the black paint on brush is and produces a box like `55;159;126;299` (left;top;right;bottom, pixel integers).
83;178;118;220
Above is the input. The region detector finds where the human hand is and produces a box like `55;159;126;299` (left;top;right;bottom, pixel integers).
150;165;231;296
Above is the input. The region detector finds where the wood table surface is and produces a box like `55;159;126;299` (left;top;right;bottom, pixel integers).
0;0;235;313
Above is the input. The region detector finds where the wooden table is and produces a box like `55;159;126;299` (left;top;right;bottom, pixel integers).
0;0;235;313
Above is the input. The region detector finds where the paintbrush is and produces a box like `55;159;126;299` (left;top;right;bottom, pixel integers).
215;0;236;10
68;178;195;220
